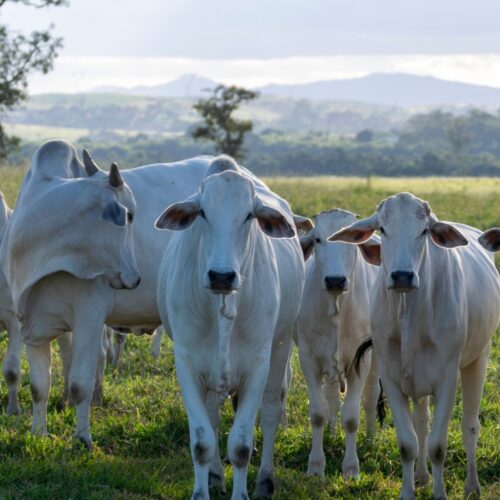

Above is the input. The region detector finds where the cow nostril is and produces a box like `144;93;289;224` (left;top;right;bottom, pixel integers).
391;271;414;282
208;270;236;285
324;276;347;290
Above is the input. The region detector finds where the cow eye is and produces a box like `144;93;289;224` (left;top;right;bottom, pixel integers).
315;237;321;244
379;227;386;236
127;212;134;223
245;212;252;222
199;209;206;219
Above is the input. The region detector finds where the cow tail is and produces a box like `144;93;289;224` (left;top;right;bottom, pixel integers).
377;379;386;426
353;337;373;375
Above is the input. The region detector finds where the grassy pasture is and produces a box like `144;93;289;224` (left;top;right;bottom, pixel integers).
0;172;499;499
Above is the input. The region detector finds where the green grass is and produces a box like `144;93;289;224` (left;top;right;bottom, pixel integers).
0;174;499;499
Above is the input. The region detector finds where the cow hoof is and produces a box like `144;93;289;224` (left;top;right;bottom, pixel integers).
342;463;360;480
6;402;21;416
464;479;480;499
307;456;325;476
74;433;93;451
415;472;430;487
209;472;226;495
254;474;275;499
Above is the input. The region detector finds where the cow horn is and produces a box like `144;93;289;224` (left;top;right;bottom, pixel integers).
109;162;123;188
82;149;101;176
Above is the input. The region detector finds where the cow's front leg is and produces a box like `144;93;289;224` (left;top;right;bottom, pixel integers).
3;318;23;416
229;358;270;500
92;326;108;407
176;352;215;500
255;338;292;498
69;318;105;450
206;390;226;495
26;341;52;436
362;351;380;439
381;373;418;500
428;372;458;500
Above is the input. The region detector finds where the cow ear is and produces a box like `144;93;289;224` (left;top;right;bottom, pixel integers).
254;198;295;238
430;221;468;248
155;200;200;230
293;214;314;235
329;213;378;244
102;201;126;227
299;231;315;260
359;237;381;266
479;228;500;252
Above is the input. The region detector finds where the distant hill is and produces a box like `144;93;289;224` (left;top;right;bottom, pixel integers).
258;73;500;107
90;74;218;98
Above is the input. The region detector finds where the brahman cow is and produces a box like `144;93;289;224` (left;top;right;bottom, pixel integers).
156;156;305;499
297;209;381;478
329;192;500;499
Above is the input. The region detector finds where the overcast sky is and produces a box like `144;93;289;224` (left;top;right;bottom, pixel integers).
3;0;500;92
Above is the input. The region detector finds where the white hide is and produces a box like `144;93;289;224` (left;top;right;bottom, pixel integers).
296;209;380;479
330;192;500;499
156;157;304;499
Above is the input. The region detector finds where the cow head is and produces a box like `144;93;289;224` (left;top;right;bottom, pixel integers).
82;150;140;290
479;228;500;252
300;209;380;295
328;192;468;293
156;170;295;294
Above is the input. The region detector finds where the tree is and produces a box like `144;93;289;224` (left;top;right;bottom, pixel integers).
0;0;66;159
355;128;374;143
191;84;259;161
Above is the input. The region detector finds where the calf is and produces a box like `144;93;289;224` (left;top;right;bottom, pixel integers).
156;156;304;499
330;192;500;499
297;209;381;478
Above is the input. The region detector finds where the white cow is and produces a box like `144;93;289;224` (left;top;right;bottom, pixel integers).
0;140;224;448
329;192;500;499
296;209;381;478
156;156;305;499
479;227;500;252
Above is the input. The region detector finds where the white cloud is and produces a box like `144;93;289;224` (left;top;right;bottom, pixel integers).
27;54;500;94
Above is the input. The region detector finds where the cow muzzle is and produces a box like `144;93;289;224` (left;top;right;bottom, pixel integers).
324;275;348;294
389;270;417;293
207;269;237;294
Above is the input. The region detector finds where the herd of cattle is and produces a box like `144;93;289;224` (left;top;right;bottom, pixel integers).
0;139;498;500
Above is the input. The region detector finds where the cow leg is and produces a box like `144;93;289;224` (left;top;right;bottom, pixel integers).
412;396;430;487
255;338;293;497
69;319;104;450
26;341;52;436
362;352;380;439
381;375;418;500
175;353;215;500
56;331;73;406
460;347;489;498
341;364;367;479
229;363;270;500
112;331;126;370
91;326;107;407
299;345;328;476
105;327;115;365
151;325;164;359
3;318;23;416
324;380;340;436
206;390;226;495
280;356;292;426
427;372;458;500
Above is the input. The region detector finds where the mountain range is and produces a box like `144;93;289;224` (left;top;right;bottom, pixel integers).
90;72;500;107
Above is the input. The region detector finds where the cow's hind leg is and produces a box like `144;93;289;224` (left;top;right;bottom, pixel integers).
412;396;430;487
26;341;52;436
362;352;380;439
206;390;226;495
3;319;23;416
56;331;72;407
460;346;490;498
